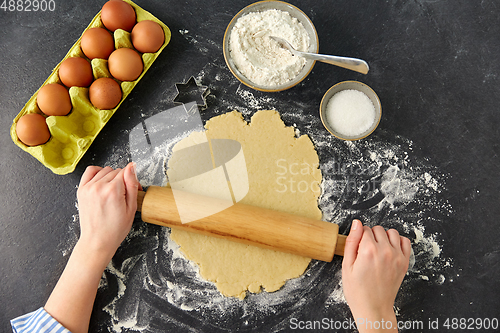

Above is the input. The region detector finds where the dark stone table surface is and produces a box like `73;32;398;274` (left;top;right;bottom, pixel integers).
1;0;499;332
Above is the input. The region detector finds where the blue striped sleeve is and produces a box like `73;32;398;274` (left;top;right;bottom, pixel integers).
10;308;71;333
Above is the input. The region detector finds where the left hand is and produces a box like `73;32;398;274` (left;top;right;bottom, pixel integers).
76;162;140;262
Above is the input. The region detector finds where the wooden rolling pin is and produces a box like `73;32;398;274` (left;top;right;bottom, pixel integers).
137;186;346;262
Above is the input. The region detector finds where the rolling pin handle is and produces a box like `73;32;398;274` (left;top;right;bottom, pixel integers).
334;235;347;257
137;190;146;212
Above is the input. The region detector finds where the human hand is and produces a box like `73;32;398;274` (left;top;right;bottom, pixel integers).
342;220;411;332
44;163;140;333
76;163;140;265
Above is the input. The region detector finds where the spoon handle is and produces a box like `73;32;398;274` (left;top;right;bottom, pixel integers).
301;52;370;74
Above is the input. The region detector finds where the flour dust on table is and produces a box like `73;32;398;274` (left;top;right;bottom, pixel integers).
312;131;455;313
57;117;455;332
56;60;455;330
57;113;455;332
92;119;452;332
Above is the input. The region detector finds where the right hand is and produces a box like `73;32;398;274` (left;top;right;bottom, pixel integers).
342;220;412;332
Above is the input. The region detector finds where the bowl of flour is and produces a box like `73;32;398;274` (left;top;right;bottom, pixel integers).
223;1;318;92
320;81;382;140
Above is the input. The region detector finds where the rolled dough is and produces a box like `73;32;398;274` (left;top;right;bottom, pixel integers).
167;110;322;299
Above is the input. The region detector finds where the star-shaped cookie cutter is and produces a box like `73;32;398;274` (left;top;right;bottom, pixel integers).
173;76;210;114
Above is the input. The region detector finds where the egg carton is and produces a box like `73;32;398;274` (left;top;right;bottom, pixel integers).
10;0;171;175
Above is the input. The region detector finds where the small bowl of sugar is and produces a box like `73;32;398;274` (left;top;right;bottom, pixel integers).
223;1;318;92
320;81;381;141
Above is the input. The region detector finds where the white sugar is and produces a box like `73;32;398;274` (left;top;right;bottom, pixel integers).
325;89;376;137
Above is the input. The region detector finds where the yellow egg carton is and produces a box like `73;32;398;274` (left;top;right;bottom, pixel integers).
10;0;171;175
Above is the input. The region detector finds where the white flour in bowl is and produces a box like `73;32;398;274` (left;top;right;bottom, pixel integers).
229;9;310;87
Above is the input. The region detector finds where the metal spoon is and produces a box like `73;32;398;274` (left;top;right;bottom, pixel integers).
270;36;369;75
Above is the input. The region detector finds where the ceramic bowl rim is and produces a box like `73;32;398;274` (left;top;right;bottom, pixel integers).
319;81;382;141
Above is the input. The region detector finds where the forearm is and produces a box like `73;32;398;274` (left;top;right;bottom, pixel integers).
44;240;111;333
351;309;398;333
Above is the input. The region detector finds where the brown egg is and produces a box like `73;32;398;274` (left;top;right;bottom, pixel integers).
16;113;51;146
37;83;72;116
59;57;93;88
131;20;165;53
101;0;136;32
89;78;122;109
108;48;143;81
81;27;115;60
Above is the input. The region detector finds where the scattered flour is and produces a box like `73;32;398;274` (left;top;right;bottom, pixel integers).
79;113;454;331
58;61;456;331
235;85;276;110
414;225;441;260
424;172;440;192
